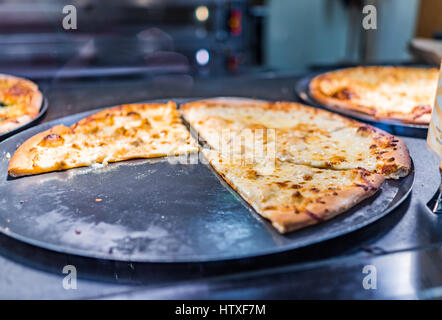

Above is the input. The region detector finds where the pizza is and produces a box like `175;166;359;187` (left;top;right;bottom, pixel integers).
0;74;43;134
182;98;411;233
8;97;412;234
204;149;384;233
181;98;411;179
309;66;439;124
8;102;199;177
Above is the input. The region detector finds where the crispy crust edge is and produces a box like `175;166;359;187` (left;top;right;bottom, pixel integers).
268;172;385;233
354;124;411;179
8;125;72;177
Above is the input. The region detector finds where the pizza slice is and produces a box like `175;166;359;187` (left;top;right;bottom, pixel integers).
8;102;199;177
203;149;385;233
308;66;439;124
0;74;43;134
181;98;411;179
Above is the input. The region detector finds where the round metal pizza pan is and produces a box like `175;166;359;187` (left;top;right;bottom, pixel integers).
0;97;48;141
0;98;415;263
294;71;429;138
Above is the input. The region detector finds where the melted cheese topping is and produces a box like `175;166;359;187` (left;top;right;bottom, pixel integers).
182;103;393;174
0;75;40;121
204;149;379;227
313;66;438;119
21;102;199;173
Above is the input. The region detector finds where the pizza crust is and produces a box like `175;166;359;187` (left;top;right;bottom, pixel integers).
268;173;384;233
8;125;72;177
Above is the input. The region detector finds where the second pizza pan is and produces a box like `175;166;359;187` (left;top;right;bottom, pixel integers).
0;97;48;141
294;72;428;138
0;98;415;263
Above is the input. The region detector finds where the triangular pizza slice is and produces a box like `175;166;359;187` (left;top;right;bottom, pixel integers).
8;102;199;177
203;149;385;233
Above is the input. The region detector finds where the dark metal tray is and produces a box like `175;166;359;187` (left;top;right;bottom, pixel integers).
0;98;48;141
294;72;428;138
0;98;415;263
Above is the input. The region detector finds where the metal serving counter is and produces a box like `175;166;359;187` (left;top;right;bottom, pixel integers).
0;73;441;299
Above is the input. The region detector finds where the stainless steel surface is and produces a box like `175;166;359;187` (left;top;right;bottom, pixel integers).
294;72;429;138
0;99;414;263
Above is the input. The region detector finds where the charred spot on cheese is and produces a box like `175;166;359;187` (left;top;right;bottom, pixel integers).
356;125;374;137
0;101;7;107
245;169;260;179
38;133;64;147
331;87;357;100
113;127;127;137
310;187;320;192
291;184;302;189
263;205;276;211
303;174;313;181
71;143;81;150
292;191;303;199
328;156;346;165
369;144;377;149
126;111;140;117
411;104;431;119
139;118;151;130
381;164;398;175
130;138;144;147
85;126;100;135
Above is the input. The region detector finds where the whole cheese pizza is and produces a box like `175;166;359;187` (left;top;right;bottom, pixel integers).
0;74;42;134
8;102;199;177
182;98;411;233
309;66;439;124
